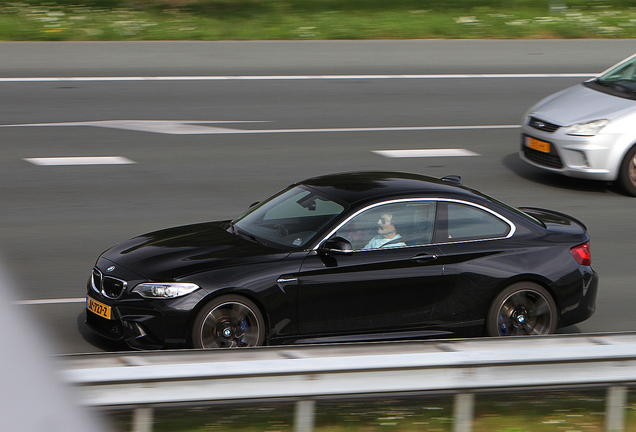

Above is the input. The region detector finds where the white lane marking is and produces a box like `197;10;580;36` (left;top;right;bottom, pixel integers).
3;120;271;135
0;73;596;82
16;298;86;305
373;149;480;158
224;125;520;134
24;156;136;166
3;120;520;135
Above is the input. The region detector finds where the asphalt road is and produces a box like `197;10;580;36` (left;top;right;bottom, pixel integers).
1;40;635;354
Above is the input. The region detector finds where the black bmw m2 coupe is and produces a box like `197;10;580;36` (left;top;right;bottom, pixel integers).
86;172;598;349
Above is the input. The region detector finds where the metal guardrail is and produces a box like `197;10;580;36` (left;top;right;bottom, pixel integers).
59;333;636;432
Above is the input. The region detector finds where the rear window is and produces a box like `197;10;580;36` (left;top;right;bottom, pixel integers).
445;203;510;241
434;201;512;243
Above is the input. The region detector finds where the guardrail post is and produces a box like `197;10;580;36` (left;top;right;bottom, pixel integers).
294;399;316;432
132;407;154;432
606;386;628;432
453;393;474;432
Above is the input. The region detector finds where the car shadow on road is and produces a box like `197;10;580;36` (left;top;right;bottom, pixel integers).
502;153;623;195
556;325;582;334
76;311;130;352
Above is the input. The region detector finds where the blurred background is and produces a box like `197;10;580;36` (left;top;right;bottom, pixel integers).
2;1;636;431
2;0;636;40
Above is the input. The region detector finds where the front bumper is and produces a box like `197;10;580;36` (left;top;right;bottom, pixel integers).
520;125;620;182
85;289;207;350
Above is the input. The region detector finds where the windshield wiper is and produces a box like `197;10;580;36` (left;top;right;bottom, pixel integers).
235;227;265;246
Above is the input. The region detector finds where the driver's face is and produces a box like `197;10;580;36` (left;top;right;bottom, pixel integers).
377;213;396;237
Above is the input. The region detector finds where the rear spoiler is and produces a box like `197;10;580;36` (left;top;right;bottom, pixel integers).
518;207;588;231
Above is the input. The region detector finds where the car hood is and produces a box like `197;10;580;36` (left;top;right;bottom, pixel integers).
100;221;290;280
529;84;636;126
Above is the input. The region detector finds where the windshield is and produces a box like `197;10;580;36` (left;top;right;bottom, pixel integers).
231;185;346;248
587;54;636;100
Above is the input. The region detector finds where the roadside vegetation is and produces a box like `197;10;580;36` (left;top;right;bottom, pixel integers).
107;390;635;432
2;0;636;40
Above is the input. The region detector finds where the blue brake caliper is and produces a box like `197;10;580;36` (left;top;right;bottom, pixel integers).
238;317;248;346
498;314;509;336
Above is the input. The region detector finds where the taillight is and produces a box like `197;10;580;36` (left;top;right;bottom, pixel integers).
571;242;591;266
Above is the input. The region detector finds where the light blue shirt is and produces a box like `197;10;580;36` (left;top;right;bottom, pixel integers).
364;234;406;249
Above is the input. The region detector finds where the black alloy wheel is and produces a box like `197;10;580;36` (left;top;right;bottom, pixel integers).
486;282;557;337
192;295;265;348
618;145;636;197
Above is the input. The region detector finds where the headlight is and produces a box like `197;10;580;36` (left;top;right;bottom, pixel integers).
132;282;200;299
522;107;534;123
565;119;609;136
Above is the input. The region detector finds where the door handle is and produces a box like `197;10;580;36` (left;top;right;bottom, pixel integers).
410;253;438;263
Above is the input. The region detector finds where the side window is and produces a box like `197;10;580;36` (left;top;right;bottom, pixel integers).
442;203;510;241
335;201;437;250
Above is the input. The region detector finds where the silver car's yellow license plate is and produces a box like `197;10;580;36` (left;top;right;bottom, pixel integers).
526;136;551;153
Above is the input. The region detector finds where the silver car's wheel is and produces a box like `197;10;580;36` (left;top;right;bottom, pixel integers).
618;145;636;197
486;282;557;337
192;295;265;348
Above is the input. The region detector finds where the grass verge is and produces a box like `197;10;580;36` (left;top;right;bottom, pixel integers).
102;389;636;432
1;1;636;40
106;389;636;432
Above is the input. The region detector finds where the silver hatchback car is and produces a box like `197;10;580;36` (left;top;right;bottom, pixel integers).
520;53;636;196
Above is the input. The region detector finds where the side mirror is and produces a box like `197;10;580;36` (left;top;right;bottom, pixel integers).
320;237;353;255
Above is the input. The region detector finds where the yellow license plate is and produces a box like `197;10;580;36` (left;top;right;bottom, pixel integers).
86;296;112;320
526;136;551;153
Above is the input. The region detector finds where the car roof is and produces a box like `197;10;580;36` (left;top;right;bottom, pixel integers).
298;171;481;206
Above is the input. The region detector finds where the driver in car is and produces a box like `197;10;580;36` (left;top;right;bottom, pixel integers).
364;212;407;249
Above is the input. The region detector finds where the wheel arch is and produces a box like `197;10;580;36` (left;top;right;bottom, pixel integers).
607;134;636;181
616;141;636;195
501;273;558;298
487;275;561;324
185;287;271;348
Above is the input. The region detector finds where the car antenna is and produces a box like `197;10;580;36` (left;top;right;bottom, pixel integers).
441;175;462;185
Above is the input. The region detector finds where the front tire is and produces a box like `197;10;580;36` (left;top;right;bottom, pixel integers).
618;145;636;197
486;282;557;337
191;295;265;348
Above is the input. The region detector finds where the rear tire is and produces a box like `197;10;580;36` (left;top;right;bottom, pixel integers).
486;282;557;337
191;295;265;348
617;145;636;197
